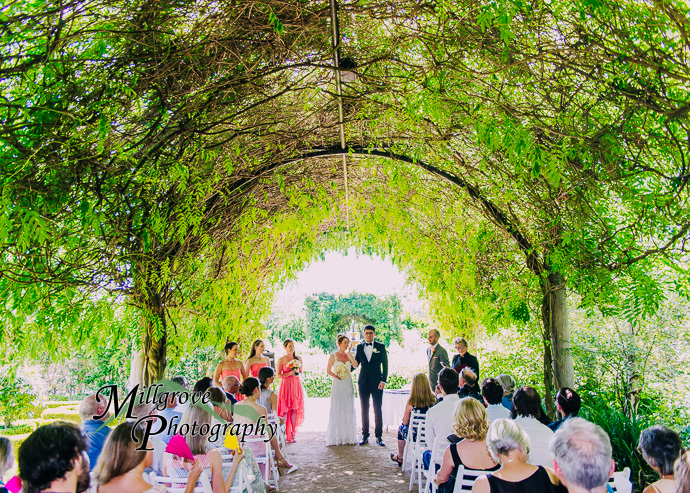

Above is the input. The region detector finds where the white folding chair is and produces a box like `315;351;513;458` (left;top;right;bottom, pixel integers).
408;416;428;491
149;470;213;493
267;412;287;453
403;412;426;473
244;436;280;491
150;437;167;475
220;450;256;493
451;465;493;493
422;438;449;493
608;467;632;493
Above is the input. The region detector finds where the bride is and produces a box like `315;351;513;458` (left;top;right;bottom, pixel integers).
325;333;359;445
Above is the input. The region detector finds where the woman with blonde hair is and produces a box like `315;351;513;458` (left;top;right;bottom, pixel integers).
391;372;437;465
436;398;499;492
91;421;205;493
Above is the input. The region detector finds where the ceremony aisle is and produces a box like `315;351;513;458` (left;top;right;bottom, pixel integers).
277;398;411;492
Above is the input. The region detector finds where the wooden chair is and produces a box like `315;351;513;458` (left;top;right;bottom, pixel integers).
451;465;493;492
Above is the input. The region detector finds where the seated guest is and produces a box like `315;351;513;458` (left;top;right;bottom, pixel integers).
18;421;91;493
391;373;437;465
510;386;554;467
193;377;214;393
435;398;499;493
551;418;615;493
458;368;483;403
154;390;184;443
451;337;479;378
424;368;461;469
548;387;581;431
171;376;189;413
0;437;13;490
675;450;690;493
221;376;240;405
257;367;278;415
91;421;206;493
129;401;154;422
481;379;510;422
638;425;682;493
79;393;112;470
235;377;296;477
495;374;515;411
207;386;233;423
471;418;560;493
162;404;261;493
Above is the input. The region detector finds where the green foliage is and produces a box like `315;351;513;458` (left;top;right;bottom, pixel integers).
386;373;408;390
0;372;38;428
0;423;33;436
266;316;307;345
301;371;335;398
580;394;658;491
167;346;219;385
305;292;403;353
40;412;81;424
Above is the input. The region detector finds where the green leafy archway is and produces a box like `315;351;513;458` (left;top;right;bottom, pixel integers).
1;0;688;408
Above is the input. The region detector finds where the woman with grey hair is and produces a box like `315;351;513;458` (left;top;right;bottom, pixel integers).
638;425;682;493
0;437;14;491
495;374;516;411
471;419;560;493
452;337;480;378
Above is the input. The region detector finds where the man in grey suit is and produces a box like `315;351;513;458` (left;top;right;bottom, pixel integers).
427;329;450;390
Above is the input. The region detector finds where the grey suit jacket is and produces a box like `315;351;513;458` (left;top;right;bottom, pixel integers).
427;344;450;389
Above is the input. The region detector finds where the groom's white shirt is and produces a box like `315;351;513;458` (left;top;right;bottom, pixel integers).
363;342;373;362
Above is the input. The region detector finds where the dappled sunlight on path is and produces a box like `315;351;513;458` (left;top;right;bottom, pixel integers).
277;397;411;492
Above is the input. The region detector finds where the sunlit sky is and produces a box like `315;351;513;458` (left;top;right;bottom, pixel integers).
273;248;424;316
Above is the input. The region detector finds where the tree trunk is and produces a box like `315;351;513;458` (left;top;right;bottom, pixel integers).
624;321;641;417
542;333;556;419
141;292;168;387
541;271;574;391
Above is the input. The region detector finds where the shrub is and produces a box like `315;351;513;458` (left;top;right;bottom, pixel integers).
0;372;38;429
386;373;408;390
580;394;657;492
41;412;81;424
0;423;33;436
301;371;336;398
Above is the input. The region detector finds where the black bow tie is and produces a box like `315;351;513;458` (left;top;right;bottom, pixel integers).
364;342;373;346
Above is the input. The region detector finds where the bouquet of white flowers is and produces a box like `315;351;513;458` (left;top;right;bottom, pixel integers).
332;361;350;380
287;359;301;371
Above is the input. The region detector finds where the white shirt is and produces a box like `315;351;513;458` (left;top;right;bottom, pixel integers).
513;416;554;468
424;393;460;452
363;341;374;361
486;404;511;422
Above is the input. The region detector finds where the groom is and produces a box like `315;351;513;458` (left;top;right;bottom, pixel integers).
355;324;388;446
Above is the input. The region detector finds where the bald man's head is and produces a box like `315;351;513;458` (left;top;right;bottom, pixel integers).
222;376;240;393
79;393;110;422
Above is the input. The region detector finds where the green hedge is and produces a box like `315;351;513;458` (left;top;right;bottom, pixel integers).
301;371;410;397
0;423;33;436
42;413;81;423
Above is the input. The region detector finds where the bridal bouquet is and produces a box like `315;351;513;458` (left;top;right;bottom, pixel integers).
332;361;350;380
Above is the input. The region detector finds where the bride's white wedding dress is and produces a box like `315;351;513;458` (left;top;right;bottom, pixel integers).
325;353;358;445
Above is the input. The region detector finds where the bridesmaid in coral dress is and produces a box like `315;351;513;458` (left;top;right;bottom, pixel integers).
244;339;270;378
277;338;306;443
213;340;247;401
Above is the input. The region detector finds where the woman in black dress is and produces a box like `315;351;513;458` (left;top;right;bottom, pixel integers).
471;419;562;493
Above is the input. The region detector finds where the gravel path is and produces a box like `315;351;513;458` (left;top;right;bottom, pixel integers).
279;430;412;492
276;398;415;492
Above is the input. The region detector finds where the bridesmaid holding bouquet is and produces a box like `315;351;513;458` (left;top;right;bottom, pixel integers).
277;339;306;443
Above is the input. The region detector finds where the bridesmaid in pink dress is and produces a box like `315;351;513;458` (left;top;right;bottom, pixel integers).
243;339;270;378
212;340;246;402
276;338;306;443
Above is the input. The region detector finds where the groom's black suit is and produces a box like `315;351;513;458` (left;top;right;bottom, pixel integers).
355;340;388;440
